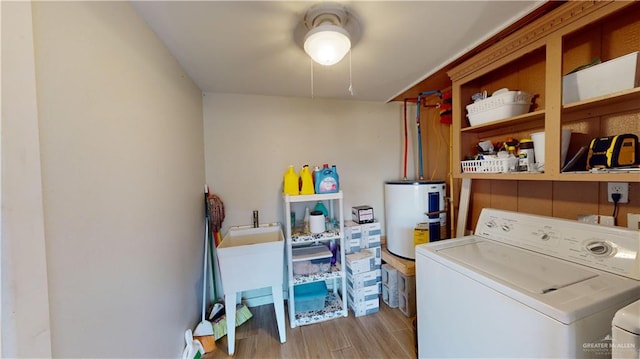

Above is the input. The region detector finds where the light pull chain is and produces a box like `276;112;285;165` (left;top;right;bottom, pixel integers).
348;50;354;96
310;58;314;99
310;51;352;98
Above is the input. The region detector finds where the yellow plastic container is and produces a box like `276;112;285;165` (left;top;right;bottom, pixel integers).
283;165;299;195
413;223;430;246
299;165;315;195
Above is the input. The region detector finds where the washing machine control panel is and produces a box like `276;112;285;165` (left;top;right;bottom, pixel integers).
475;209;640;280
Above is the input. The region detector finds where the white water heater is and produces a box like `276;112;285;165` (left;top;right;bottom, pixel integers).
384;180;446;260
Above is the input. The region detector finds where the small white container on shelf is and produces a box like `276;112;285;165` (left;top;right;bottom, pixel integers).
466;90;533;126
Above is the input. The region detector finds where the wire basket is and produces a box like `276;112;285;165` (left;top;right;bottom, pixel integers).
461;158;511;173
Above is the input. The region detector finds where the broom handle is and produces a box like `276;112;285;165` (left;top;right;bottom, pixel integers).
208;228;216;301
202;220;208;321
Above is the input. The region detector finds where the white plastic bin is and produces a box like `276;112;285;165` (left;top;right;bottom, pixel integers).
562;51;639;104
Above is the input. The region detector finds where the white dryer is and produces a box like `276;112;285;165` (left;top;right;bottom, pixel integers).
612;299;640;358
416;208;640;358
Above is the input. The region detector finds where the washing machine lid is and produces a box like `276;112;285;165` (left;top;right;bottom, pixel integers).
439;240;597;294
417;237;640;325
613;300;640;334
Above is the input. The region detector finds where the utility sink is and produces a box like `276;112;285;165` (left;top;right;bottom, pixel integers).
216;223;287;354
216;223;284;293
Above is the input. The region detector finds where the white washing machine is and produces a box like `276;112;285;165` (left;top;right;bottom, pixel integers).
416;208;640;358
612;299;640;358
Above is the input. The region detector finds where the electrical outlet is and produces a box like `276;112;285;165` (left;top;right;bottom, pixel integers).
607;182;629;203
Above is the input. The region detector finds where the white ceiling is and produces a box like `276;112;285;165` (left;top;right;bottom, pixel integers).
132;1;544;102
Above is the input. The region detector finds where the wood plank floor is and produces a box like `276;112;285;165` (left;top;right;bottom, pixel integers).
204;302;417;359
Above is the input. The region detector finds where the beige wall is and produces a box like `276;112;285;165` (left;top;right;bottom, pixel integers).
203;93;406;303
3;2;205;357
1;2;52;357
203;93;405;235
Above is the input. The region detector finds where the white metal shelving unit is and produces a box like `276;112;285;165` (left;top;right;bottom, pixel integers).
283;191;348;328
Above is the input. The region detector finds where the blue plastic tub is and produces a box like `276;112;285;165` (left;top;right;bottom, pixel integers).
293;281;327;313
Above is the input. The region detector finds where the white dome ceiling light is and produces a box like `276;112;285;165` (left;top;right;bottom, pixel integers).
303;3;351;66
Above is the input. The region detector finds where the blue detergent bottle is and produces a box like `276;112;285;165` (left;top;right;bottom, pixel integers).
315;164;339;194
331;165;339;191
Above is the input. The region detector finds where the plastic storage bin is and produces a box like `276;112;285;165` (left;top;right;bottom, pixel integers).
292;245;332;275
461;158;511;173
562;51;639;104
466;90;533;126
293;281;327;313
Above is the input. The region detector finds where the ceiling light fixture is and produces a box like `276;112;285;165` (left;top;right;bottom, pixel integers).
303;3;351;66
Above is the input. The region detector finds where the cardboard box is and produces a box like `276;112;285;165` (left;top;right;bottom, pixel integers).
562;51;640;104
349;297;380;317
342;239;360;255
343;222;362;254
352;205;374;224
347;284;379;303
345;221;381;249
347;269;382;290
361;235;381;249
363;246;382;266
361;221;381;237
345;251;379;275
